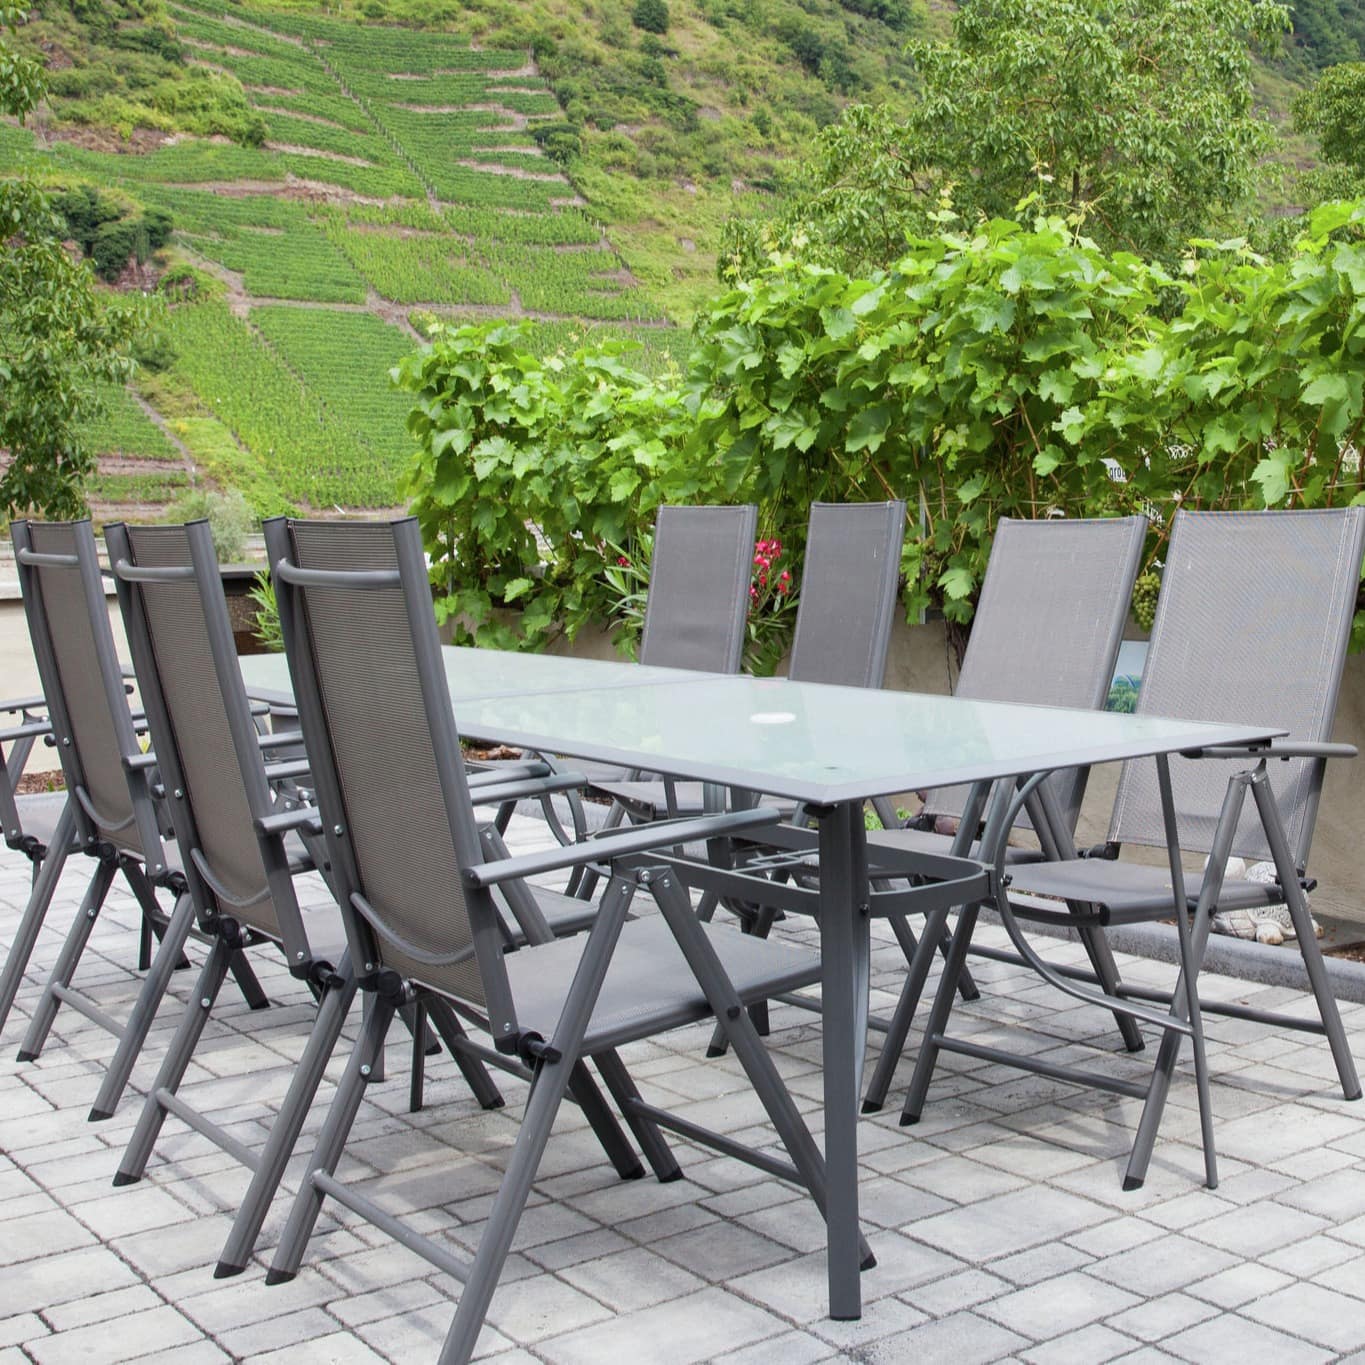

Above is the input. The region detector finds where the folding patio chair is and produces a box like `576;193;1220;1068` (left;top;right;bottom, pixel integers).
596;500;907;823
9;520;267;1114
861;513;1149;1111
903;508;1365;1191
541;502;758;890
0;691;79;1037
257;515;876;1364
100;520;624;1278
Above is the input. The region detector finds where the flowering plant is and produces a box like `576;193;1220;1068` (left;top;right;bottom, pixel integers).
603;531;800;676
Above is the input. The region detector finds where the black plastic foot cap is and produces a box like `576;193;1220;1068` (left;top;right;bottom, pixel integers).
860;1099;883;1115
621;1163;646;1182
705;1045;727;1059
481;1096;506;1112
898;1112;920;1127
213;1261;245;1280
1122;1175;1144;1192
112;1170;139;1187
250;998;272;1011
264;1267;296;1287
657;1167;685;1183
88;1107;112;1122
14;1050;36;1063
860;1251;878;1271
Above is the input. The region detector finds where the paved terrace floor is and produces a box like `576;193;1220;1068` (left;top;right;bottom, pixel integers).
3;808;1365;1365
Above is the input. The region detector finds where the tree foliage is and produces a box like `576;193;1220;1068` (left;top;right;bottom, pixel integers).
724;0;1288;277
0;3;147;519
405;202;1365;653
1294;61;1365;208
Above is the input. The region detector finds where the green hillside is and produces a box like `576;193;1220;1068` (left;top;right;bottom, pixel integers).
0;0;927;518
0;0;1356;521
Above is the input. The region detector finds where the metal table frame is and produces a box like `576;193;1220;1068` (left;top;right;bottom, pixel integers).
242;649;1278;1321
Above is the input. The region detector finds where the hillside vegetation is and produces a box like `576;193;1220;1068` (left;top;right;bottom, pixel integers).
0;0;1361;521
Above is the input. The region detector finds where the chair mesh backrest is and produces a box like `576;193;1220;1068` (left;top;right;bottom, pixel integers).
1110;508;1365;863
22;522;142;855
787;501;906;688
639;504;756;672
924;515;1148;831
120;525;280;940
285;521;487;1006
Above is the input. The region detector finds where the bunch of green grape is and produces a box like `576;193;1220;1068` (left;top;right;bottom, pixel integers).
1131;571;1161;631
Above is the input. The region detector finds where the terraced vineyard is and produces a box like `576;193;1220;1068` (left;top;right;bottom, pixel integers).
1;0;673;517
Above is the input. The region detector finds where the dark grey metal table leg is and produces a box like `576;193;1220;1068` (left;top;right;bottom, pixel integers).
817;800;871;1320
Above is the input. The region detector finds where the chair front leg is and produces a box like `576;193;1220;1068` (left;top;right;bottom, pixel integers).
1247;767;1361;1102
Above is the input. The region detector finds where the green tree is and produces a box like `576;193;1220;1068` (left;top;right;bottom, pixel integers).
1294;62;1365;203
723;0;1288;276
0;3;147;518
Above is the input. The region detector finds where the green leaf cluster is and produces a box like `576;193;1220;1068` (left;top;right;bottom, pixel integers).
397;322;726;650
0;6;150;519
404;201;1365;650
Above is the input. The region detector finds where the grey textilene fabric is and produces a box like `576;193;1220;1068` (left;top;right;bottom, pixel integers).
1011;857;1292;922
507;916;820;1053
28;523;141;856
639;505;756;672
786;501;906;689
125;525;281;941
289;522;486;1006
1109;508;1365;862
922;515;1147;832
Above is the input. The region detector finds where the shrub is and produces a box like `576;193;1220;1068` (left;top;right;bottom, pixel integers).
633;0;670;35
404;202;1365;650
168;487;254;562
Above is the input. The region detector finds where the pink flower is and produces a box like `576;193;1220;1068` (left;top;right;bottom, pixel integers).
779;569;791;583
749;585;758;600
617;555;630;567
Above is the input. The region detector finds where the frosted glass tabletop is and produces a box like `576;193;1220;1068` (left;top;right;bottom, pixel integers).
453;675;1281;806
240;645;714;706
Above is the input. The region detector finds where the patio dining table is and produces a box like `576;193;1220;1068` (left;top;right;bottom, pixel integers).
240;645;1280;1322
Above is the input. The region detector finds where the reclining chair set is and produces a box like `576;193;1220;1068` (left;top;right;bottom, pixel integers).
0;502;1359;1362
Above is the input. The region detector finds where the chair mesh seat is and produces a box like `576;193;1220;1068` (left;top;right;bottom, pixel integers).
866;825;1045;867
506;916;821;1054
1008;857;1295;924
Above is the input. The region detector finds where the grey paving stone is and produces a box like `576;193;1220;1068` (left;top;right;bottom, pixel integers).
1188;1262;1295;1311
536;1287;787;1365
1163;1312;1334;1365
1104;1291;1219;1344
0;1315;46;1351
859;1310;1028;1365
1185;1202;1329;1259
24;1305;204;1365
1274;1166;1365;1221
1020;1322;1142;1363
903;1267;1014;1317
978;1269;1140;1341
1240;1281;1365;1352
910;1186;1114;1263
1085;1234;1239;1299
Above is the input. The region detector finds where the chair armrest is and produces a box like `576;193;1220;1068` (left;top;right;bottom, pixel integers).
264;758;312;782
257;729;305;751
254;805;324;839
0;717;53;744
468;771;587;807
124;750;158;772
467;760;552;786
1179;740;1357;761
0;693;47;715
464;806;782;888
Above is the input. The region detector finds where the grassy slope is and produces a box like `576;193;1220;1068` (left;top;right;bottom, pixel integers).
0;0;927;515
0;0;1338;516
